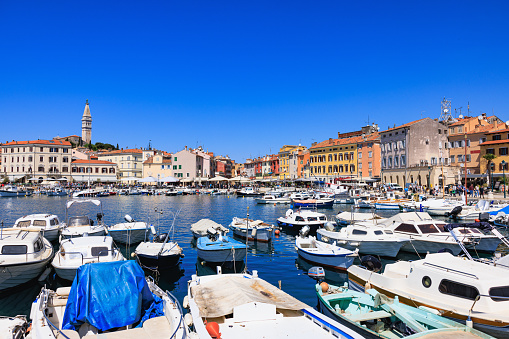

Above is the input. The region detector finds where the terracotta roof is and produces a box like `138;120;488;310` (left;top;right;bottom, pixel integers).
485;128;509;135
448;117;475;127
310;132;379;150
480;139;509;146
100;148;143;155
3;139;71;146
380;118;428;133
72;159;115;165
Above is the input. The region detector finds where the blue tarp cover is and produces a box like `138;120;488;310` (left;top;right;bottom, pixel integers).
62;261;155;331
490;204;509;215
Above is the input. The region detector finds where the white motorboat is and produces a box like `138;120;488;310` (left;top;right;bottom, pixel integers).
449;200;508;220
0;229;53;291
289;191;313;200
0;185;32;197
184;269;363;339
190;218;229;238
30;261;187;339
108;214;149;244
12;214;63;242
46;187;68;197
255;193;291;204
295;228;357;270
61;199;106;239
0;315;28;339
348;252;509;338
317;224;408;258
229;217;274;242
277;209;329;232
52;235;125;281
402;198;464;216
362;212;501;254
335;211;386;226
236;186;263;197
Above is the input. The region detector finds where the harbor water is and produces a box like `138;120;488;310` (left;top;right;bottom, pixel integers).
0;194;493;317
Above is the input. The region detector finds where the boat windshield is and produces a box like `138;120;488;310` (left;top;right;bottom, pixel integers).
395;223;419;234
418;224;440;234
307;217;318;221
1;245;28;255
16;221;31;227
435;223;446;232
68;216;91;226
319;216;326;221
91;246;109;257
33;220;47;227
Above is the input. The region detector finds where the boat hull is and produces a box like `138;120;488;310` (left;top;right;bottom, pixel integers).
0;191;32;197
297;249;354;271
293;200;334;208
108;228;148;244
197;247;247;263
277;219;325;233
136;253;182;270
0;257;51;290
316;231;405;258
231;227;273;242
61;226;106;239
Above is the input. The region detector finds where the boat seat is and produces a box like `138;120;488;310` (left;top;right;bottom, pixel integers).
48;296;68;307
346;310;392;322
56;330;80;339
56;287;72;296
143;316;172;338
82;328;146;339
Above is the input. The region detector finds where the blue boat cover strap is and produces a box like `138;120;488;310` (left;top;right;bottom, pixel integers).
62;261;157;331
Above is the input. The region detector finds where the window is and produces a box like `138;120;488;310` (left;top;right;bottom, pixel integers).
394;156;399;167
489;286;509;302
1;245;28;254
382;158;386;168
358;153;362;159
40;156;44;162
431;157;437;165
62;167;68;172
368;151;372;158
63;157;68;163
380;144;384;152
479;138;486;144
467;139;471;147
91;247;109;257
395;223;418;234
450;155;455;163
439;279;479;300
173;165;177;170
386;143;391;151
368;162;372;169
493;135;502;141
500;148;508;156
487;149;495;155
400;155;406;166
179;165;182;169
358;163;362;169
388;156;392;168
418;224;440;234
352;229;367;235
109;168;115;173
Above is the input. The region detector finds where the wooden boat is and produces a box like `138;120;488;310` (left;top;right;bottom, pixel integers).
29;261;187;338
295;233;356;270
317;282;495;339
184;269;364;339
229;217;274;242
348;252;509;338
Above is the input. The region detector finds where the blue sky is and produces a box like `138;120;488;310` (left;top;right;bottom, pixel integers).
1;1;508;162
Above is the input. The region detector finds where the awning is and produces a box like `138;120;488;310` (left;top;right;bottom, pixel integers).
119;177;139;182
138;176;157;183
72;175;118;182
7;175;25;180
161;176;179;183
209;176;228;181
181;178;193;183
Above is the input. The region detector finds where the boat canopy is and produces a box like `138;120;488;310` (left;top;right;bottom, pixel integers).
61;261;158;331
191;275;307;318
66;199;101;209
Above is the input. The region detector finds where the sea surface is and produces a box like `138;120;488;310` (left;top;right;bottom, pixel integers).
0;194;495;317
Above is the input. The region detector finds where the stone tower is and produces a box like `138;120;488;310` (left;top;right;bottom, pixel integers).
82;99;92;144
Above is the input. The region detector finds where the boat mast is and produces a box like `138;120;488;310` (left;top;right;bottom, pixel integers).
244;207;249;272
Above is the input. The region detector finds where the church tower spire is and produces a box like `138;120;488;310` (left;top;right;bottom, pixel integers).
82;99;92;144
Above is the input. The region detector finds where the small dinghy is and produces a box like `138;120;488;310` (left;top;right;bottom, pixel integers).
29;261;187;338
108;214;149;244
196;228;247;263
296;226;357;271
184;269;364;339
316;282;495;339
229;217;274;242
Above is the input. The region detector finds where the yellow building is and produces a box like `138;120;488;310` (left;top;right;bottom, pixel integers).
480;128;509;186
309;135;360;183
278;145;307;179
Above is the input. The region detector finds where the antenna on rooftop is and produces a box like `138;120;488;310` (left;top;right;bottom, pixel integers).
438;97;453;123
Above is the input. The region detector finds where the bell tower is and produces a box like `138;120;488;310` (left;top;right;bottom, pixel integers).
82;99;92;144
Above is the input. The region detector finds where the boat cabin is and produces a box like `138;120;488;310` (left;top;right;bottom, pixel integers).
14;214;61;229
58;237;117;263
0;230;46;263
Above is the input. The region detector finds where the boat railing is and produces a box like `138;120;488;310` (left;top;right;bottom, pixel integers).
165;290;187;339
422;262;479;280
40;288;72;339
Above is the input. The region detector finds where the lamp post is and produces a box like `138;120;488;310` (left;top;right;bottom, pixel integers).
428;166;431;195
502;160;507;199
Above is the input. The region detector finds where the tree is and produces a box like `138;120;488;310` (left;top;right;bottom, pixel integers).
483;153;497;189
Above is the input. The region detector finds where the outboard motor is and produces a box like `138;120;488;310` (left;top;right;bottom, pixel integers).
299;225;310;237
96;213;104;222
154;233;168;243
360;255;382;273
447;206;462;218
479;212;490;223
207;227;219;241
324;221;335;232
124;214;135;223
